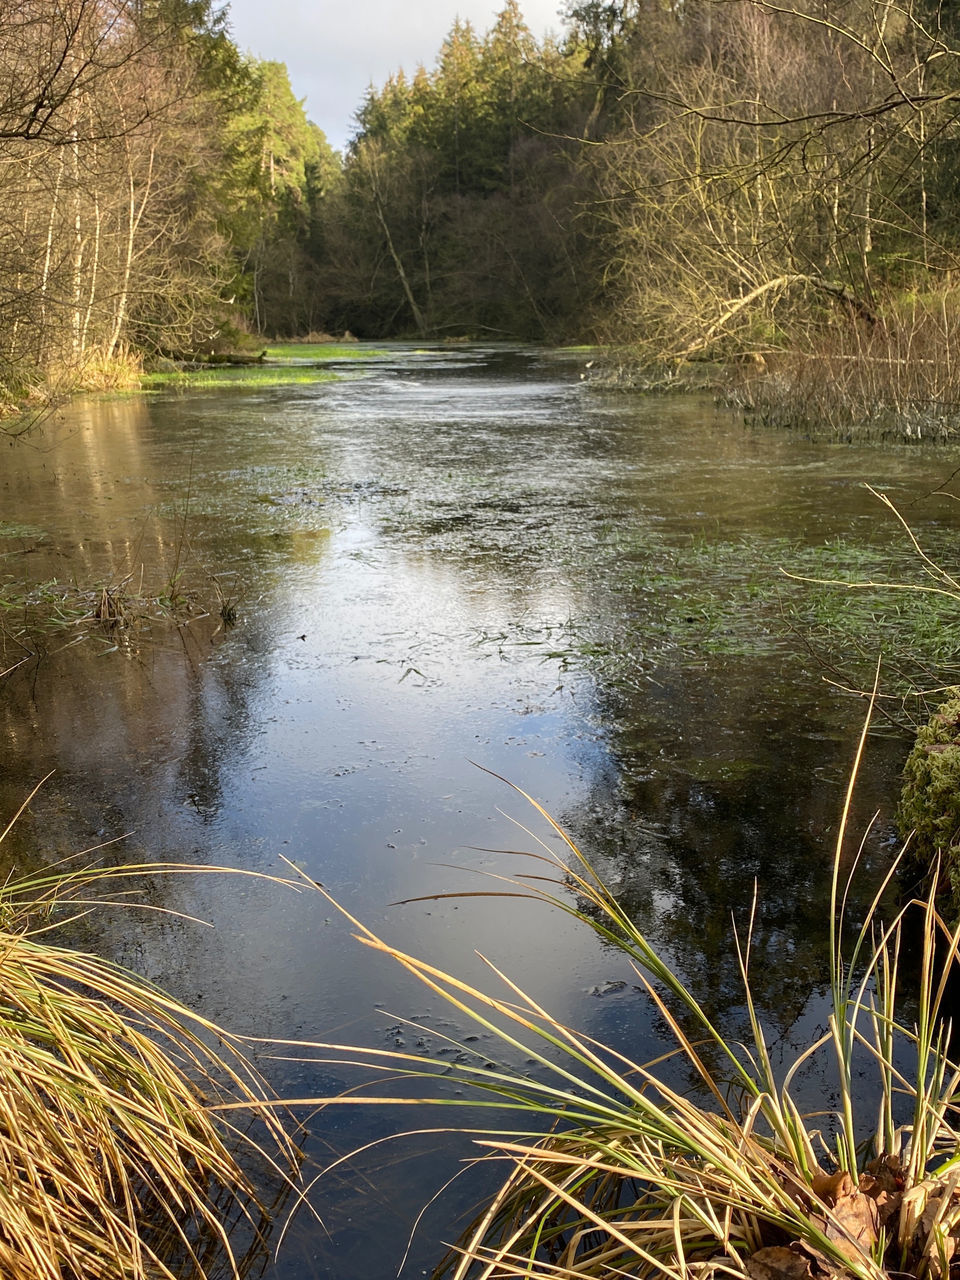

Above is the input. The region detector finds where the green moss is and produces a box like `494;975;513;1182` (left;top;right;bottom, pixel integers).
262;344;390;361
897;691;960;918
139;367;341;390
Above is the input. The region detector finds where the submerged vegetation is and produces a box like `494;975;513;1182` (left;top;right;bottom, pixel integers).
0;566;233;652
441;483;960;724
139;366;341;391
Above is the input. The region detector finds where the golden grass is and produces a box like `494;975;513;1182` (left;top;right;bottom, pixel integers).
0;786;301;1279
286;689;960;1280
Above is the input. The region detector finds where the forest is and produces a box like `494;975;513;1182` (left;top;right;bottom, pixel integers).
6;0;960;429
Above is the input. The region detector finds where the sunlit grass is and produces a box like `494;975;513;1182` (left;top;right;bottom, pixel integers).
0;787;301;1279
289;695;960;1280
140;366;341;389
263;343;390;361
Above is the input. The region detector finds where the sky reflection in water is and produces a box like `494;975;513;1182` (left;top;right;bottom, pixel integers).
2;346;959;1276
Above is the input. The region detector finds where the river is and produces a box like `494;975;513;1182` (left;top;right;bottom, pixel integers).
2;344;959;1277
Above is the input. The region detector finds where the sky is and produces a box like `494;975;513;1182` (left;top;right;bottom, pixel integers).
223;0;568;153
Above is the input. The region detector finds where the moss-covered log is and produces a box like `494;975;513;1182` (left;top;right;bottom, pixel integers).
897;691;960;919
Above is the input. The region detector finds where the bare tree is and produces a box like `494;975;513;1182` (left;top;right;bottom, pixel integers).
583;0;959;361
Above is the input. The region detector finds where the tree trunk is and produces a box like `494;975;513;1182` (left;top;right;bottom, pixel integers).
374;194;427;337
108;141;155;359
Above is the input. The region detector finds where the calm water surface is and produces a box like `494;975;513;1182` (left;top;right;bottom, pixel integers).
2;345;960;1277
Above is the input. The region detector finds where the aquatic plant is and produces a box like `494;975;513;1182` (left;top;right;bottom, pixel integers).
0;573;209;642
729;293;960;442
139;366;341;390
0;785;300;1280
898;690;960;921
298;700;960;1280
781;486;960;727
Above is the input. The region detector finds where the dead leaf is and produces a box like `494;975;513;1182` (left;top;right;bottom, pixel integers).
746;1246;816;1280
865;1151;905;1190
795;1230;842;1277
825;1190;879;1265
868;1186;901;1227
859;1171;901;1226
812;1171;854;1206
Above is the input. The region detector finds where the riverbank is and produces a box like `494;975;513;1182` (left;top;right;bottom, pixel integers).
594;292;960;443
2;346;957;1277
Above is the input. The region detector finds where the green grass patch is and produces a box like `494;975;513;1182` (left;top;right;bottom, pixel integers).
263;343;390;361
140;366;342;390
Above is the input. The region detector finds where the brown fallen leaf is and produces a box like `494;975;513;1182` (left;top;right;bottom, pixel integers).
812;1171;854;1206
864;1153;904;1194
746;1245;817;1280
859;1171;901;1227
795;1231;845;1278
825;1190;879;1266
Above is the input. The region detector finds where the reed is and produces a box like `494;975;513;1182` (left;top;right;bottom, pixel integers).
0;786;300;1280
296;696;960;1280
734;292;960;441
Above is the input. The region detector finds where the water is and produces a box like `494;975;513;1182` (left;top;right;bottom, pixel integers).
2;344;960;1277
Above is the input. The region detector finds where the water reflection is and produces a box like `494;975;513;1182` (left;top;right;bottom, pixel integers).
1;346;959;1276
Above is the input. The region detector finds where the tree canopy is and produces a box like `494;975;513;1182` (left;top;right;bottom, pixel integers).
8;0;960;393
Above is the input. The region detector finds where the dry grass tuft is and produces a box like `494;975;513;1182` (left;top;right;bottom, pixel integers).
294;692;960;1280
46;345;144;394
0;786;301;1280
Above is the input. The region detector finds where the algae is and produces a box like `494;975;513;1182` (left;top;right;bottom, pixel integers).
139;367;341;390
897;690;960;919
0;520;47;540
